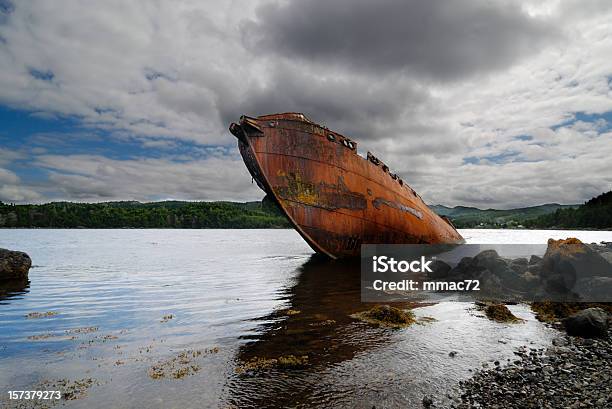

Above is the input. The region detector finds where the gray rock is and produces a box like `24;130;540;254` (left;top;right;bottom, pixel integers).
473;250;509;276
563;308;609;338
552;336;569;347
542;239;611;281
574;277;612;301
510;258;528;274
520;271;539;284
0;248;31;281
427;259;452;280
422;395;434;408
529;255;542;265
598;251;612;264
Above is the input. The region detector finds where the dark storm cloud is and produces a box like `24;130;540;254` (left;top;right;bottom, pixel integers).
242;0;559;80
216;63;430;141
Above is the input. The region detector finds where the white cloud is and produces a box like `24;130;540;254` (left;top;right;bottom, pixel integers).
0;167;18;184
0;0;611;207
34;153;262;202
0;166;42;202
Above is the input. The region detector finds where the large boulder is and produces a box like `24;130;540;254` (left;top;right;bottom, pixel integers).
540;238;612;298
0;248;31;281
472;250;509;276
448;250;528;294
450;251;508;278
563;307;609;337
473;250;526;291
542;238;611;279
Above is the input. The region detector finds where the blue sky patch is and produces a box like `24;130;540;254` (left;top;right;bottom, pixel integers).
0;106;234;189
551;111;612;131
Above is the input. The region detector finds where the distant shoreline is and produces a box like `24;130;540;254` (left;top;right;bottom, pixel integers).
1;191;610;230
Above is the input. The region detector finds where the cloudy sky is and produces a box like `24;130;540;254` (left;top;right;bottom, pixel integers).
0;0;611;209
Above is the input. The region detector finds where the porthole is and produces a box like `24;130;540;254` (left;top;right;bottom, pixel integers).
327;134;336;141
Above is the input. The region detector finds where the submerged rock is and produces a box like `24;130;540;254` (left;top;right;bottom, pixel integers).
277;354;309;369
563;307;609;338
149;348;219;379
422;395;434;408
483;304;524;323
0;248;31;281
351;305;416;328
236;354;309;373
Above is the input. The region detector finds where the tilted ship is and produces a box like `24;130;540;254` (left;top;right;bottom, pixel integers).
230;113;464;258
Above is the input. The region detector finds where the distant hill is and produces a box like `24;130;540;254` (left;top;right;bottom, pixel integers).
0;197;291;229
2;193;606;229
430;203;579;228
524;191;612;229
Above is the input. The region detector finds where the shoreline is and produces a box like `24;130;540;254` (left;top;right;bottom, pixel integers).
439;323;611;409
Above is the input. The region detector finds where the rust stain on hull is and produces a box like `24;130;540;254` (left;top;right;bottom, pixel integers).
230;112;464;258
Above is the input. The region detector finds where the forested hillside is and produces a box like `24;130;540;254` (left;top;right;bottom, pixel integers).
0;198;290;228
430;203;577;228
525;191;612;229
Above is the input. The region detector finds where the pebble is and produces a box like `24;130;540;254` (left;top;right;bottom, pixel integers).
445;327;612;408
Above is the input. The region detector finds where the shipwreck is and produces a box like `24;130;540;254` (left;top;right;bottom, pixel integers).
230;113;464;258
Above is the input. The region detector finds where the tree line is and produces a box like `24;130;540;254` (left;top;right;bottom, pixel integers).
525;191;612;229
1;191;609;229
0;198;291;229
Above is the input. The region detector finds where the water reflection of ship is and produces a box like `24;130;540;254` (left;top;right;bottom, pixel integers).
226;256;415;408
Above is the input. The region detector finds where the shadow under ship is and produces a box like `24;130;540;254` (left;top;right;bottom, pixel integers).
230;112;464;258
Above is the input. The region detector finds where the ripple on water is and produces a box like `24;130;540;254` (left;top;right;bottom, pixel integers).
1;229;609;408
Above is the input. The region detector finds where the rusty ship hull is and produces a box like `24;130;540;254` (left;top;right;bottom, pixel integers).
230;113;464;258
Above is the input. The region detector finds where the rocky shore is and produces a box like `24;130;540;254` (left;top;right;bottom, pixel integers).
444;326;611;409
421;304;612;409
425;238;612;303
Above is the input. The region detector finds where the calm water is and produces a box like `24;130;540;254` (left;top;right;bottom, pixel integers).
1;229;611;408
